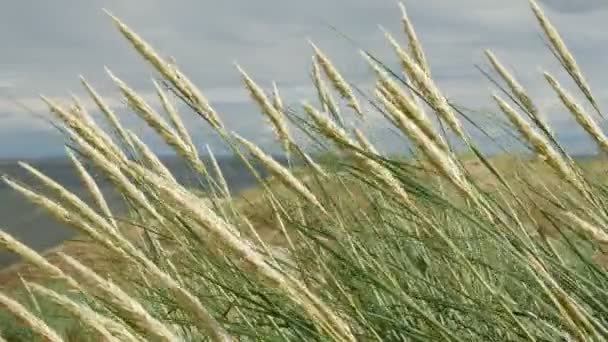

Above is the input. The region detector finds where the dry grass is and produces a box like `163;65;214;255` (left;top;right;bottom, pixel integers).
2;1;608;340
2;154;602;286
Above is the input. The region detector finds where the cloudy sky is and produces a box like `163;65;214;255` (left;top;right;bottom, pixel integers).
0;0;607;158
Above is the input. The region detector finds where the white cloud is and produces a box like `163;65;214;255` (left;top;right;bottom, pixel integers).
0;0;606;157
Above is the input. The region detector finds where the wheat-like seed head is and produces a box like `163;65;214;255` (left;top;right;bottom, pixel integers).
236;64;293;154
492;94;587;197
128;161;249;252
59;253;180;342
28;282;119;341
362;51;448;152
361;156;413;206
0;230;81;290
127;164;355;342
527;255;601;339
398;2;431;76
543;72;608;154
66;148;118;230
69;93;96;127
42;96;123;164
104;10;224;129
18;275;41;317
69;94;129;162
107;69;209;176
52;129;169;228
529;261;589;340
353;128;379;155
303;100;401;210
484;50;539;116
376;83;402;128
297;149;329;179
306;100;413;207
72;97;129;162
564;212;608;247
54;156;233;342
2;175;127;260
552;290;601;339
19;162;121;235
67;132;148;204
309;41;364;118
80;76;137;153
375;88;477;201
311;56;344;125
383;30;467;141
0;291;63;342
165;258;185;286
154;80;197;154
103;317;147;342
137;256;233;342
106;70;184;145
128;131;178;182
66;129;199;259
207;145;232;199
302;101;356;148
311;57;329;113
485;50;561;150
271;81;284;113
233;133;327;214
528;0;600;116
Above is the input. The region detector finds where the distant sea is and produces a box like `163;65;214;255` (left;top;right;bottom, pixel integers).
0;155;283;268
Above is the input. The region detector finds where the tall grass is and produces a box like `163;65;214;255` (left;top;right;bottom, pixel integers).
2;0;608;340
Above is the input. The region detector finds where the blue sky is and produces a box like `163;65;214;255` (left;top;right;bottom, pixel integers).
1;0;607;158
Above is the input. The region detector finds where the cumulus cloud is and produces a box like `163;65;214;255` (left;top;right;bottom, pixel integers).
0;0;605;157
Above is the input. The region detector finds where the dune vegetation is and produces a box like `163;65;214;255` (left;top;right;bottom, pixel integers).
2;0;608;340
